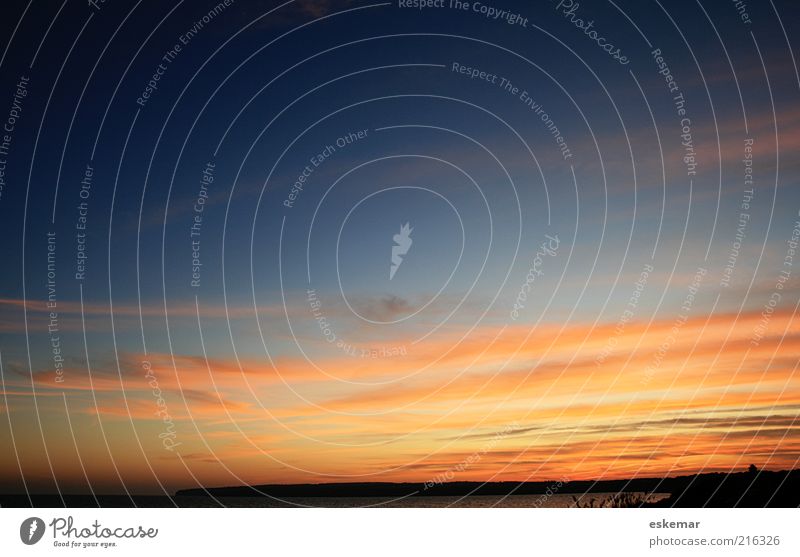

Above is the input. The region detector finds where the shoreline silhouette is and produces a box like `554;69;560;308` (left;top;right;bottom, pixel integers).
3;467;797;507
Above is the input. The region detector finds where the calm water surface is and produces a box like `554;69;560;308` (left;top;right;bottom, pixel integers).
173;492;670;508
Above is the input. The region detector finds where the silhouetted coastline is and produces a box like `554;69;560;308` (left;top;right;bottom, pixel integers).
2;468;797;507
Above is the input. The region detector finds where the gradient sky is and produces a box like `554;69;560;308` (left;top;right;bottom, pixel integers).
1;0;800;496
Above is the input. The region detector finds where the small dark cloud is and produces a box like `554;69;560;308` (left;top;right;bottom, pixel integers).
296;0;356;17
355;295;413;321
234;0;358;30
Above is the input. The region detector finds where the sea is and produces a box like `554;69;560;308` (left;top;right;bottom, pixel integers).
167;492;670;508
1;492;670;508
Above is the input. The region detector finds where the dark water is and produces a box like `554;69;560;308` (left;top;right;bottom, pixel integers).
170;492;670;508
1;492;670;508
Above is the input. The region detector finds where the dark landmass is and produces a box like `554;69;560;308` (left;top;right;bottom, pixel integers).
647;468;800;507
173;468;799;507
3;468;797;507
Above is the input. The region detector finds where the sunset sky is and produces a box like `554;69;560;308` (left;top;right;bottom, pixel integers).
1;0;800;496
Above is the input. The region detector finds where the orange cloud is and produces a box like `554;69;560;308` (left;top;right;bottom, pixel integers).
3;305;799;487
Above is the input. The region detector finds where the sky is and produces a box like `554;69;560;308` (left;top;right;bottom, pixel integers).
1;0;800;496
